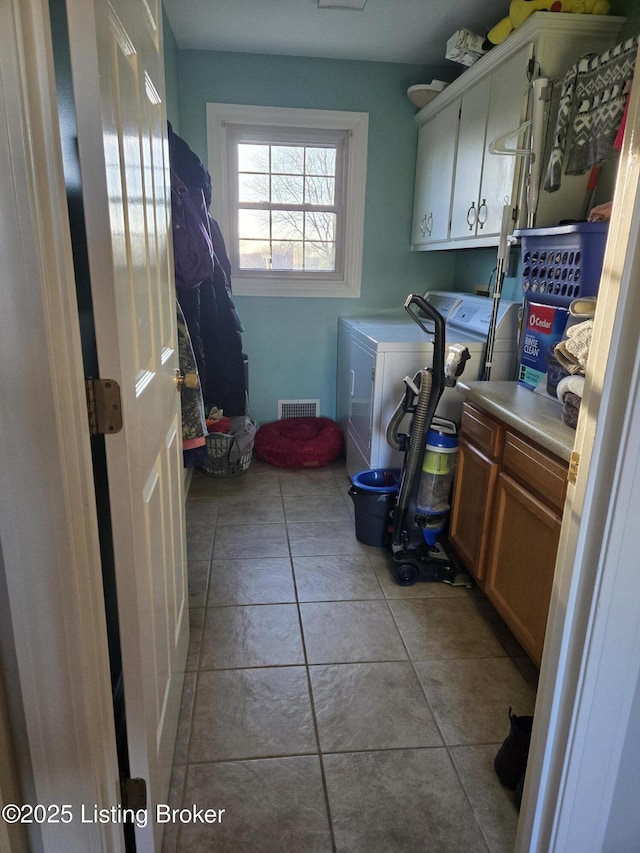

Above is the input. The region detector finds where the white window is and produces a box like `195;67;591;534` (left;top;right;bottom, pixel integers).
207;103;368;297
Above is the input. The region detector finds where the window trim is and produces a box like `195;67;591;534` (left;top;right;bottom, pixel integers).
206;103;368;298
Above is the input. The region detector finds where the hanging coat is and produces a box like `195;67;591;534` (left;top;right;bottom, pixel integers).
168;122;247;416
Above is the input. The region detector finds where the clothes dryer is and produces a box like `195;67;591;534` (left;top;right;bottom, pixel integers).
337;291;520;477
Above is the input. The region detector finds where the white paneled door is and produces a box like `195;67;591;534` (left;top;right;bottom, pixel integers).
67;0;188;849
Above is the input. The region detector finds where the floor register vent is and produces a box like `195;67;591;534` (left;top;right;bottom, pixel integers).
278;399;320;419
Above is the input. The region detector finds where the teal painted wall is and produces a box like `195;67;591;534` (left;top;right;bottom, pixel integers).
175;49;461;423
453;248;522;304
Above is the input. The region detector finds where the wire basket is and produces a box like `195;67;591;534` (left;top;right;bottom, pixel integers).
201;431;253;478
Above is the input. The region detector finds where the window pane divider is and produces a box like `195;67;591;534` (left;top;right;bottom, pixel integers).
237;202;339;213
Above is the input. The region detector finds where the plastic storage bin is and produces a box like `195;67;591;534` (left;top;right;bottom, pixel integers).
416;424;458;546
349;469;400;547
515;222;609;308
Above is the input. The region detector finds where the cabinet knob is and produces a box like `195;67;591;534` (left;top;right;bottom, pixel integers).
478;199;488;229
466;202;477;231
420;214;427;237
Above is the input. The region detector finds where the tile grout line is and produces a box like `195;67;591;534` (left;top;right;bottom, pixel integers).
168;504;216;853
282;473;339;853
180;482;228;850
383;586;495;847
392;586;531;847
172;740;509;767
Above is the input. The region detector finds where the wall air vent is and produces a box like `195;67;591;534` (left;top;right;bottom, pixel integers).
278;399;320;419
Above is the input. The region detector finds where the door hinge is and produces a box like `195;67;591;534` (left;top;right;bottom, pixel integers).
121;777;147;811
568;450;580;485
85;378;123;436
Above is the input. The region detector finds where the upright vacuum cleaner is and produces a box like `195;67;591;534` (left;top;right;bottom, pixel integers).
386;294;471;587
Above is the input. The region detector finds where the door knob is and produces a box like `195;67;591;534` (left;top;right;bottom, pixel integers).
174;369;199;390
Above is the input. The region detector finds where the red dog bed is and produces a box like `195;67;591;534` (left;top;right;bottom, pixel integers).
254;417;343;468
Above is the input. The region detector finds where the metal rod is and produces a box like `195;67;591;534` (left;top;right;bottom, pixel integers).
527;77;549;227
484;204;512;380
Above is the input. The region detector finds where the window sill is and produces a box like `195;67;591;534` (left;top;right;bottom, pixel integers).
233;275;360;298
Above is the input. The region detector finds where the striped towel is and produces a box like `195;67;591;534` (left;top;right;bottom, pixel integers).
544;35;639;193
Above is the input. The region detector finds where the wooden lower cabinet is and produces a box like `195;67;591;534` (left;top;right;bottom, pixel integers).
449;438;498;583
449;402;568;666
485;473;562;666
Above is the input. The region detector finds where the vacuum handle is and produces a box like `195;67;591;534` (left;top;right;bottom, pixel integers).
404;294;445;382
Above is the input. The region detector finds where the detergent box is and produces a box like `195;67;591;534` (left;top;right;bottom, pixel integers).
517;300;569;401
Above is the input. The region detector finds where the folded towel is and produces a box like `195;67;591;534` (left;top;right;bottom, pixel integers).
569;297;597;319
566;319;593;363
557;374;586;403
588;201;613;222
562;392;582;430
554;319;593;375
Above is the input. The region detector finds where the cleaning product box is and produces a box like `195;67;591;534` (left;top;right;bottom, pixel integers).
517;300;569;400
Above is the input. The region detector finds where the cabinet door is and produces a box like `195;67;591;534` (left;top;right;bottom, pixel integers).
450;43;533;243
411;100;459;247
486;472;561;666
478;43;533;238
411;121;433;247
449;436;499;582
449;75;491;240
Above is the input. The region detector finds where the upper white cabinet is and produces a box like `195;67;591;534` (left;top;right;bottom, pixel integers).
450;44;533;242
411;12;626;251
411;99;459;247
449;74;492;242
477;45;534;238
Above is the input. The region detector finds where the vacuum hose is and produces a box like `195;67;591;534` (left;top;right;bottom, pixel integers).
385;401;404;452
395;368;432;518
386;372;421;451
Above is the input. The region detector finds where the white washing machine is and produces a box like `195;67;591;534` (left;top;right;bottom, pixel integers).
337;291;521;477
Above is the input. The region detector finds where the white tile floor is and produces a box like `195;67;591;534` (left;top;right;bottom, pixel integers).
162;457;537;853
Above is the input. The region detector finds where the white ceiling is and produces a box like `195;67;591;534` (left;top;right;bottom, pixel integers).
163;0;510;65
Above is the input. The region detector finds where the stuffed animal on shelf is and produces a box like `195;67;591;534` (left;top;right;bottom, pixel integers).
484;0;611;49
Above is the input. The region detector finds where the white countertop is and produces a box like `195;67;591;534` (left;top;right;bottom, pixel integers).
456;380;576;462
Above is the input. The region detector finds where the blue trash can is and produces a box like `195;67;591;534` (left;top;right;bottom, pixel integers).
349;469;400;547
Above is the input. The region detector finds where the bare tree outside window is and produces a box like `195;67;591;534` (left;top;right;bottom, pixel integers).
237;142;339;272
